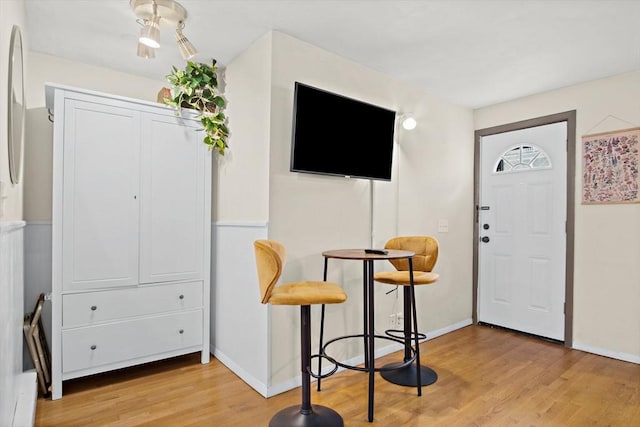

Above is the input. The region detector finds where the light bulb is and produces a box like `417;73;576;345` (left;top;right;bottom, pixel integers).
402;116;417;130
139;14;161;48
137;41;156;59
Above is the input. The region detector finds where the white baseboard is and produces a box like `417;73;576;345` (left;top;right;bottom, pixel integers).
428;318;474;340
263;375;302;398
572;342;640;365
13;371;37;427
213;349;269;398
261;318;475;398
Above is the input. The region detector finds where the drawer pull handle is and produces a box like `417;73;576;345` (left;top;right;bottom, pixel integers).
90;345;97;350
179;329;184;334
90;305;97;311
179;294;184;300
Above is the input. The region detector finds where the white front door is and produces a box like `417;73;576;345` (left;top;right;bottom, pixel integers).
478;122;567;341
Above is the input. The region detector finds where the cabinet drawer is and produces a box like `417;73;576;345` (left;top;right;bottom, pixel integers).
62;281;203;327
62;309;202;374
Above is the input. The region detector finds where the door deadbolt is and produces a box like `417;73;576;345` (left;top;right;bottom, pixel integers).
483;224;490;230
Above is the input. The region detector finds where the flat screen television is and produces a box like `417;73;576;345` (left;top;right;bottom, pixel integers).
290;82;397;181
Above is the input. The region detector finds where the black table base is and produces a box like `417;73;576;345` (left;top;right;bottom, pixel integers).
380;362;438;387
268;405;344;427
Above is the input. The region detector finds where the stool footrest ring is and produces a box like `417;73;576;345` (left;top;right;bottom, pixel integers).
322;333;420;373
384;328;427;341
309;354;339;379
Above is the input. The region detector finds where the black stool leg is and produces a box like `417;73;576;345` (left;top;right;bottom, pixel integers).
269;305;343;427
380;285;438;388
317;303;326;391
317;257;329;392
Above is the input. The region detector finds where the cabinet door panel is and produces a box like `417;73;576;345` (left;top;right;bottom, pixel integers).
62;100;140;290
140;113;205;283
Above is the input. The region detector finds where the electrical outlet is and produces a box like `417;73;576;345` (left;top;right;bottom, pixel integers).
388;314;397;328
395;313;404;328
389;313;403;328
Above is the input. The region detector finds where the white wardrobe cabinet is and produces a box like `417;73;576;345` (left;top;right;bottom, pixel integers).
46;84;211;400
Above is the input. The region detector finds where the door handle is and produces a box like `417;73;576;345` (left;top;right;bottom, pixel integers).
481;236;490;243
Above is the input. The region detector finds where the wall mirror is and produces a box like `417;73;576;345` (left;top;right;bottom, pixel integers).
8;25;25;184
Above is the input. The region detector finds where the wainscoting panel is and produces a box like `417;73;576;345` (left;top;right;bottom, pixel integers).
24;222;53;371
211;221;270;396
0;221;36;425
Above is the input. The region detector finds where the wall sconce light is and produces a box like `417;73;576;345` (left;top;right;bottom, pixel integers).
131;0;197;60
400;113;417;130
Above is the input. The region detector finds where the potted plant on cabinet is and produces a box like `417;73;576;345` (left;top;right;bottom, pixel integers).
163;59;229;155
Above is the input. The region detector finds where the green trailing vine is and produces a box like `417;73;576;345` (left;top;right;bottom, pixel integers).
164;59;229;155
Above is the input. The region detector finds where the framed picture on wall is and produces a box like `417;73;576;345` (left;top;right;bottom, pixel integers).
582;127;640;204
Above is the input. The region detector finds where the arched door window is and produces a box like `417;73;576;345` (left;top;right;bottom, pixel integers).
495;144;551;173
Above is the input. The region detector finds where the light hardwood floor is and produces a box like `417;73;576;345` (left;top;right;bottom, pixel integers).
35;325;640;426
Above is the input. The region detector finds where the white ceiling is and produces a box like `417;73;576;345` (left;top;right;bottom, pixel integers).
24;0;640;109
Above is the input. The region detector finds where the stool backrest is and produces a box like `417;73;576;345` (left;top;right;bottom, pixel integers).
254;239;286;304
384;236;438;272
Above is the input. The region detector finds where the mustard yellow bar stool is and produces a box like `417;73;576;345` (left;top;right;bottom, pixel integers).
373;236;440;387
254;239;347;427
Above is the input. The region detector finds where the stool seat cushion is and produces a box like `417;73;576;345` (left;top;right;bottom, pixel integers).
268;281;347;306
374;270;439;286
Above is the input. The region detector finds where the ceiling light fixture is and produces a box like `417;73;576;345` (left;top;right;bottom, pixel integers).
400;114;417;130
176;22;198;60
139;13;161;48
130;0;197;60
137;40;156;58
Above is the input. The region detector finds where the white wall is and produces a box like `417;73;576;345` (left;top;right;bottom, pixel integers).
0;1;35;425
215;33;272;222
217;32;473;391
475;70;640;362
212;33;272;395
0;0;25;220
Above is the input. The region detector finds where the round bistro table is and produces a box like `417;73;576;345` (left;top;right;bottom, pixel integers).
318;249;423;422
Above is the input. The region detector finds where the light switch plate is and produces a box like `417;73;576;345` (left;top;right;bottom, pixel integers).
438;219;449;233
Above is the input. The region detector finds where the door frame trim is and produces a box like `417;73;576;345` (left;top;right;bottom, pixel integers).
473;110;576;347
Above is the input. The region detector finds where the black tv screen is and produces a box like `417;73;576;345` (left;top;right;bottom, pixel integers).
290;82;396;181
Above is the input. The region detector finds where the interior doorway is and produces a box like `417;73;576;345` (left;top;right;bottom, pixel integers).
473;111;576;346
